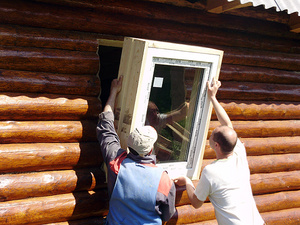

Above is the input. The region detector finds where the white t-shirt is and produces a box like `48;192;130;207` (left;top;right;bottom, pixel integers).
195;139;264;225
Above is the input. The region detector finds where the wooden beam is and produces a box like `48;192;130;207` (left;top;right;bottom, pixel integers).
0;191;109;225
0;93;101;120
0;168;106;202
0;121;97;144
207;0;252;14
208;120;300;138
0;142;102;173
204;136;300;159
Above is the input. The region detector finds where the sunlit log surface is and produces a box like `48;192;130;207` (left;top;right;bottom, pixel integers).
188;208;300;225
175;171;300;206
0;168;106;202
0;191;109;225
204;136;300;158
167;191;300;224
208;120;300;138
0;121;97;144
0;93;100;120
211;101;300;120
0;143;102;173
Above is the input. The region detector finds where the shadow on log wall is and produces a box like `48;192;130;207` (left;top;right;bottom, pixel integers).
0;0;299;224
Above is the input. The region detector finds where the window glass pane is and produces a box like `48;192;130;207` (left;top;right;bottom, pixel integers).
146;64;204;163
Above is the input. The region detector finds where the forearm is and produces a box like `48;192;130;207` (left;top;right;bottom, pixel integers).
210;96;232;129
103;91;118;113
185;178;203;209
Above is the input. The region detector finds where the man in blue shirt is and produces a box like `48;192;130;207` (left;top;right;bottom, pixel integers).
97;76;176;224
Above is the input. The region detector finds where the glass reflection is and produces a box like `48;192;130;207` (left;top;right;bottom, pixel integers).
146;64;204;163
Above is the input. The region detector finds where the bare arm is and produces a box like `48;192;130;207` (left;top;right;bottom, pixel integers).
207;79;233;129
173;176;204;209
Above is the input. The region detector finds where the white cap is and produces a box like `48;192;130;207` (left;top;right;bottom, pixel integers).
127;126;158;156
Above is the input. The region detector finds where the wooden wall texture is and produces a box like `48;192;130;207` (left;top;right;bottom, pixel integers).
0;0;299;224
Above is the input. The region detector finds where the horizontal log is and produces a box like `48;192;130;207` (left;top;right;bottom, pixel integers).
248;154;300;174
0;142;102;173
0;93;101;120
23;1;300;54
242;137;300;156
167;190;300;224
1;0;298;43
255;191;300;213
222;47;300;71
217;81;300;102
0;121;97;144
0;24;103;52
0;69;100;96
44;217;105;225
0;46;99;75
204;137;300;159
175;171;300;206
251;171;300;195
260;208;300;225
190;208;300;225
0;168;106;202
0;191;108;225
212;101;300;121
203;153;300;174
202;155;300;175
220;64;300;84
208;120;300;138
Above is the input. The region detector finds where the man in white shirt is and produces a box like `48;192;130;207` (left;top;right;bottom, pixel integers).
174;79;264;225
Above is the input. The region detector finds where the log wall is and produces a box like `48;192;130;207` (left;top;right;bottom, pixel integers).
0;0;299;224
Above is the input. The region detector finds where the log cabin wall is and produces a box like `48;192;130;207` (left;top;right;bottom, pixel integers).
0;0;299;224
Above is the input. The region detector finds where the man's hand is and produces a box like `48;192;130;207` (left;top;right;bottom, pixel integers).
110;76;123;96
103;76;123;113
207;78;221;99
173;176;189;186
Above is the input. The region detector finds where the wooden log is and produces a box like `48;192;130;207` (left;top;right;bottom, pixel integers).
0;168;106;202
29;0;300;54
0;142;102;173
0;121;97;144
1;0;298;41
0;93;101;120
248;154;300;174
0;191;109;225
203;154;300;175
44;217;105;225
251;171;300;195
0;69;100;96
204;137;300;159
255;191;300;213
222;46;300;71
260;208;300;225
175;171;300;206
216;81;300;102
220;64;300;84
211;101;300;121
167;191;300;224
189;208;300;225
0;24;103;51
0;46;99;75
208;120;300;138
